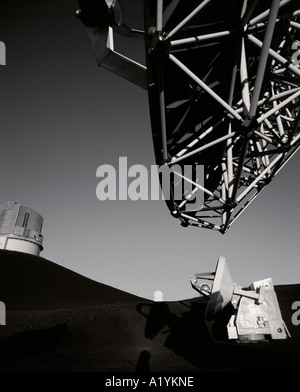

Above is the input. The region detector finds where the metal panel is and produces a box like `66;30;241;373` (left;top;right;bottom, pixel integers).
205;256;234;320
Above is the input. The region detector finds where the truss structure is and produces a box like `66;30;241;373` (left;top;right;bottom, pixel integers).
77;0;300;233
145;0;300;233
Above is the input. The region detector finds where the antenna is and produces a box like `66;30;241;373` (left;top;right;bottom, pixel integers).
190;256;234;320
191;256;290;341
205;256;234;320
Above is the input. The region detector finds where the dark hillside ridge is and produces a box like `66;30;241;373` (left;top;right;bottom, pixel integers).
0;250;145;310
0;249;299;372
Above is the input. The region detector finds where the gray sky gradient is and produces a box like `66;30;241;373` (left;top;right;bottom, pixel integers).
0;0;299;301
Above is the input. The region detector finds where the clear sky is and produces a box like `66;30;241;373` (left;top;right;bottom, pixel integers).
0;0;299;301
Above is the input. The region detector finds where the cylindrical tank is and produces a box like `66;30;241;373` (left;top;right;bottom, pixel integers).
0;201;44;256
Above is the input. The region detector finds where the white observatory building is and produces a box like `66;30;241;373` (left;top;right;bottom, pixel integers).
0;201;44;256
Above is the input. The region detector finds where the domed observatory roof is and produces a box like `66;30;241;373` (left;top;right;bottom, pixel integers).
0;201;44;256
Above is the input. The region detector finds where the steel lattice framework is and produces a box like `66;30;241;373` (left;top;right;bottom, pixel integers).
77;0;300;233
145;0;300;233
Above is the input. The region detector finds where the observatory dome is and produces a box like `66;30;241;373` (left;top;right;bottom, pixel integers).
0;201;44;256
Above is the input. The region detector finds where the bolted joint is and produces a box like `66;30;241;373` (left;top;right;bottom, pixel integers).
280;142;290;153
224;199;237;212
219;227;227;235
75;9;81;19
171;207;180;219
148;30;171;57
180;219;189;227
171;210;189;227
236;117;259;139
171;210;178;218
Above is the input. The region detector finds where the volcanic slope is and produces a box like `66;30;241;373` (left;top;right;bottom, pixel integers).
0;250;299;372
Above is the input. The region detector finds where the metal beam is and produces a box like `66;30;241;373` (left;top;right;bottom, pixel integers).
166;0;214;39
169;54;243;122
247;34;300;78
248;0;281;118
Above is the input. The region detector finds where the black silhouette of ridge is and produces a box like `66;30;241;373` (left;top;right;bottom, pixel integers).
0;249;144;310
0;249;300;372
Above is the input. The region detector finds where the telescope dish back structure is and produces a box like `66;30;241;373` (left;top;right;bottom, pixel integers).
145;0;300;233
76;0;300;233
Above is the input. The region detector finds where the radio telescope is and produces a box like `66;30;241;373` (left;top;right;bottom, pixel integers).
76;0;300;233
